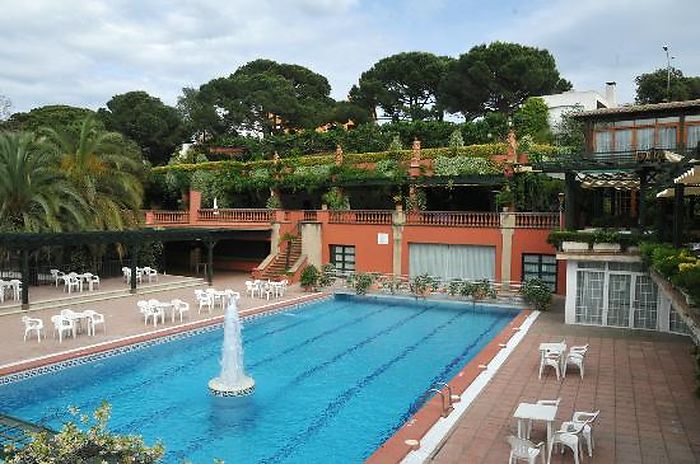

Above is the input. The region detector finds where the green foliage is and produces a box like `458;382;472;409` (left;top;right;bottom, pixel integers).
448;129;464;150
439;41;571;120
388;134;403;152
520;278;553;311
322;187;350;210
349;52;453;121
635;67;700;104
98;91;186;166
466;280;497;300
547;230;642;248
318;263;337;287
433;155;500;176
353;272;375;295
2;105;98;133
404;189;427;211
509;172;563;212
3;401;164;463
138;241;164;269
265;194;282;209
553;107;585;153
0;132;87;232
410;273;439;296
300;264;320;290
513;97;552;143
640;242;700;305
495;187;515;208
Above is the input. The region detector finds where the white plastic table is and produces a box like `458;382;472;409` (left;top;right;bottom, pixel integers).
514;402;558;452
539;342;567;371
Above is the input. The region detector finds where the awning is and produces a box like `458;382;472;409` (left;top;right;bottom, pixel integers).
656;186;700;198
576;171;639;190
674;165;700;184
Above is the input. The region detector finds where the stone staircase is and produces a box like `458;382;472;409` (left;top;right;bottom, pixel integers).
258;238;302;280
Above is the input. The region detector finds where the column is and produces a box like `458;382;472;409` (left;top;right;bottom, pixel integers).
206;241;215;286
392;205;406;276
500;212;515;289
638;169;648;231
130;244;139;293
565;171;577;231
673;184;685;248
21;249;29;310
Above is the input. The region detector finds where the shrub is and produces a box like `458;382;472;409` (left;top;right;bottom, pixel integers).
520;278;553;311
354;272;375;295
466;280;496;301
300;264;319;290
318;263;337;287
411;273;438;297
3;402;164;464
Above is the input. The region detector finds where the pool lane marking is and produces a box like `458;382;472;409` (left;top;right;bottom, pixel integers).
256;306;472;464
400;310;540;464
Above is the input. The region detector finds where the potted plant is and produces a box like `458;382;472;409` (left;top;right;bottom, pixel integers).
318;263;337;288
592;230;622;253
520;278;553;311
495;187;515;212
548;231;592;252
354;272;375;295
300;264;319;292
468;280;496;301
411;273;437;298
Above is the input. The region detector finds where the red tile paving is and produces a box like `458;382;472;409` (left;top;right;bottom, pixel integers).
427;300;700;464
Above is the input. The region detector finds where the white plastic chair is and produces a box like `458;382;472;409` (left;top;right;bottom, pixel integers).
50;269;64;287
121;267;130;283
63;275;79;294
88;274;100;291
245;281;258;298
525;398;561;439
562;410;600;457
8;280;21;300
506;435;545;464
143;267;158;283
82;310;105;336
171;299;190;322
539;351;562;381
206;289;225;309
51;315;75;343
195;290;213;314
137;300;157;326
22;316;44;342
548;421;586;464
564;347;588;379
223;289;241;306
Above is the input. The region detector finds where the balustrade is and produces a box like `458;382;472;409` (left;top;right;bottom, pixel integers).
406;211;501;228
513;212;560;229
329;210;393;225
198;209;272;223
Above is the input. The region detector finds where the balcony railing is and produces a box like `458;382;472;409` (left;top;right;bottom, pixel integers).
407;211;501;228
151;210;189;224
198;208;272;223
329;210;393;225
514;212;560;229
303;210;318;222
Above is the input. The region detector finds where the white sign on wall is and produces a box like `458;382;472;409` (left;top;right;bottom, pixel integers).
377;233;389;245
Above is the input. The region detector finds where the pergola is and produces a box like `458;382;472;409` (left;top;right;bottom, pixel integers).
0;228;243;309
656;164;700;246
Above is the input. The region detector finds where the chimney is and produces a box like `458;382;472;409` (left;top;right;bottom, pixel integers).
605;81;617;108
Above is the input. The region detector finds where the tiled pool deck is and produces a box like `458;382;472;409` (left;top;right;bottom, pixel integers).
1;280;698;463
427;301;700;464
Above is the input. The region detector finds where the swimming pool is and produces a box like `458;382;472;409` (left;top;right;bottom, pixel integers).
0;295;517;463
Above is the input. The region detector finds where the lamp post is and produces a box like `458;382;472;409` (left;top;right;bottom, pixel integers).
662;45;675;102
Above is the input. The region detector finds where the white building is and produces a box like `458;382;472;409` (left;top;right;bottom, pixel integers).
538;82;617;131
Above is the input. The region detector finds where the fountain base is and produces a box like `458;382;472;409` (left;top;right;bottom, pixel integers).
208;376;256;397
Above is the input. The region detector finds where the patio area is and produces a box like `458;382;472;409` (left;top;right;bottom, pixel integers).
428;300;700;464
0;272;309;367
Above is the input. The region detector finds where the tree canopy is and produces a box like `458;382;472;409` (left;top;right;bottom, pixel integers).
634;67;700;104
98;91;186;166
2;105;99;133
439;42;571;120
512;97;552;143
181;59;336;138
349;52;453;122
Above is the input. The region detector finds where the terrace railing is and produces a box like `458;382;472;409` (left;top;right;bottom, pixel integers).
406;211;501;228
303;210;318;222
198;208;273;223
514;212;560;229
329;210;393;225
151;210;189;225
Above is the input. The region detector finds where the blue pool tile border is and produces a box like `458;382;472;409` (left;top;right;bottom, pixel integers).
0;295;331;387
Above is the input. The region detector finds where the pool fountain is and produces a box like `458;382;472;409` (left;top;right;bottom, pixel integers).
208;299;255;397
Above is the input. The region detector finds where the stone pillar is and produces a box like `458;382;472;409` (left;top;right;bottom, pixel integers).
301;222;323;268
499;212;515;289
507;130;518;163
335;145;344;166
392;205;406;276
189;190;202;225
638;169;648;231
270;222;281;255
409;139;421;177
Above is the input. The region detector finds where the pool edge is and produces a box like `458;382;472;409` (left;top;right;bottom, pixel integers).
365;308;536;464
0;292;328;378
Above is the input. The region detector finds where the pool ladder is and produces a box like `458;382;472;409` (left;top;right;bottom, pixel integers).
429;383;460;417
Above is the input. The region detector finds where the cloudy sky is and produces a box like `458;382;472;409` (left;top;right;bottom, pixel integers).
1;0;698;114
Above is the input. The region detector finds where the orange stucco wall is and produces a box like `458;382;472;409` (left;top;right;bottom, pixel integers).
511;228;566;294
322;224;394;274
401;227;503;280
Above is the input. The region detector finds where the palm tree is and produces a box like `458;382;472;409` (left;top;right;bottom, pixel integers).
0;132;86;232
42;117;146;230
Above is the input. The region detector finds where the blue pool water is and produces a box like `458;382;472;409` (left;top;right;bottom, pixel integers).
0;295;516;463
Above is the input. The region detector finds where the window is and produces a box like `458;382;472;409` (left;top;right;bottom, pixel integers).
669;305;690;335
614;129;633;152
687;125;700;152
330;245;355;274
522;254;557;291
636;128;654;150
594;131;612;153
658;126;677;149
